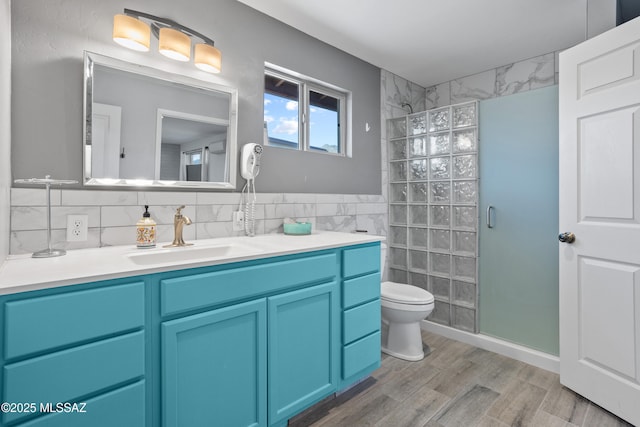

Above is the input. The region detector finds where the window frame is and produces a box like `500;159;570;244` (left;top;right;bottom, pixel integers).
264;63;351;157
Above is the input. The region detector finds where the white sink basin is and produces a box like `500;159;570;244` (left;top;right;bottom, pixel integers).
126;243;263;265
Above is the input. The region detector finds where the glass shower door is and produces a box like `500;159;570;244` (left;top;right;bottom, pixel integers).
478;86;559;355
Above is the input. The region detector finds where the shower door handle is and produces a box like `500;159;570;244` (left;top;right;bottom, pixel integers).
486;205;494;228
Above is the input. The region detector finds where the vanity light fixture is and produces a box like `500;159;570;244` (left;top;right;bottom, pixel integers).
112;9;222;73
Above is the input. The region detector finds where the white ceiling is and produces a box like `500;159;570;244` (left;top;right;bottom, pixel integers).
237;0;590;88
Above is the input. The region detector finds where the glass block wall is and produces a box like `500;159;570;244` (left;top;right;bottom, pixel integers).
387;101;479;333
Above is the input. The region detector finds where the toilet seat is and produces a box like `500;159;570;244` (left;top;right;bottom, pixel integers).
381;298;434;312
381;281;434;305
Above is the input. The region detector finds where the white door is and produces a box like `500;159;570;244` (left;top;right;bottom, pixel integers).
559;18;640;426
91;103;122;178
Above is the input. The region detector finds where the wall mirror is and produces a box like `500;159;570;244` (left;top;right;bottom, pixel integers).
83;51;238;189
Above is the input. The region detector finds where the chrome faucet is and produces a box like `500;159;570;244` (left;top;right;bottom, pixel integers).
165;205;193;247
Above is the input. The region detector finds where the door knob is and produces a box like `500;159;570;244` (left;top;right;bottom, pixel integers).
558;232;576;244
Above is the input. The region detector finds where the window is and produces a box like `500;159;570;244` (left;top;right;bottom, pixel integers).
187;150;202;165
264;65;349;155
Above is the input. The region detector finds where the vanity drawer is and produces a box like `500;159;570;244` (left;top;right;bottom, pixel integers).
4;281;145;359
14;381;146;427
161;253;337;316
2;331;144;425
343;273;380;309
342;331;381;379
342;245;380;278
343;300;380;344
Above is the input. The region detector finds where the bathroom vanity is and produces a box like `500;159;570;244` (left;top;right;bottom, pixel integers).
0;232;381;427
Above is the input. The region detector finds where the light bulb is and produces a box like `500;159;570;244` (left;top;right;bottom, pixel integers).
159;28;191;61
194;43;222;73
112;14;150;52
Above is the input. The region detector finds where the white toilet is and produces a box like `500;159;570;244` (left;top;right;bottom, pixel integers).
380;243;435;361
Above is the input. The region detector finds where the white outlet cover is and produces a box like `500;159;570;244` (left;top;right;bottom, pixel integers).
232;211;245;232
67;214;89;242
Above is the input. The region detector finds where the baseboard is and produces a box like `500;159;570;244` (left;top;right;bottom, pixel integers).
421;320;560;374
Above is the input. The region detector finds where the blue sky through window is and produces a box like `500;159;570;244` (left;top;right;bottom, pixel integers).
264;93;338;152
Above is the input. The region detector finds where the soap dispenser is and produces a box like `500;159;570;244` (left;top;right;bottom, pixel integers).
136;205;156;248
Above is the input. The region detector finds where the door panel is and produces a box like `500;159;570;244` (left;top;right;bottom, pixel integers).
162;299;267;427
559;16;640;426
268;282;339;426
578;43;640;97
478;86;559;355
579;257;639;379
579;107;638;220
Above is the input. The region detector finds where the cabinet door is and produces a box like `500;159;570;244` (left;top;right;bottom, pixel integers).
162;299;267;427
267;282;339;426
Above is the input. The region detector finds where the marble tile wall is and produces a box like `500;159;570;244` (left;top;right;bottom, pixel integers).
425;51;559;109
381;69;428;202
380;70;427;279
9;189;387;255
381;70;427;119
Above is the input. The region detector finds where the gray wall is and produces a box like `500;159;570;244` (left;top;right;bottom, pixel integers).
11;0;381;194
1;0;10;262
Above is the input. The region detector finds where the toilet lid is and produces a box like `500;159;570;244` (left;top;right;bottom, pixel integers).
381;281;434;305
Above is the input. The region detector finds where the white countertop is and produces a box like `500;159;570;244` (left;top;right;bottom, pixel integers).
0;231;383;295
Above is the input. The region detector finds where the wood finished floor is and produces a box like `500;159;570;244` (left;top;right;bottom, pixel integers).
289;330;634;427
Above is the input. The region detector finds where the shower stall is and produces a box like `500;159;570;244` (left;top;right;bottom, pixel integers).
386;101;479;333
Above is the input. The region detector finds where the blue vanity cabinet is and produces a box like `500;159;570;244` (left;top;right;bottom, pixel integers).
157;249;341;427
340;244;382;387
0;241;382;427
267;281;339;427
0;279;147;427
161;299;267;427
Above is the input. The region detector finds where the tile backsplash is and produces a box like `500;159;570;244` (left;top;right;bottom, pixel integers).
9;189;387;255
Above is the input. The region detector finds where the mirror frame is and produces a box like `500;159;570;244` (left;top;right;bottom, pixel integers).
83;51;238;189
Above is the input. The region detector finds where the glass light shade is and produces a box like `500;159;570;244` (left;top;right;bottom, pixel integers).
194;44;222;73
158;28;191;61
112;14;150;52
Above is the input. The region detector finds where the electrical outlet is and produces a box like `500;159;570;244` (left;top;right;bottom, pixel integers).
232;211;244;231
67;214;88;242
